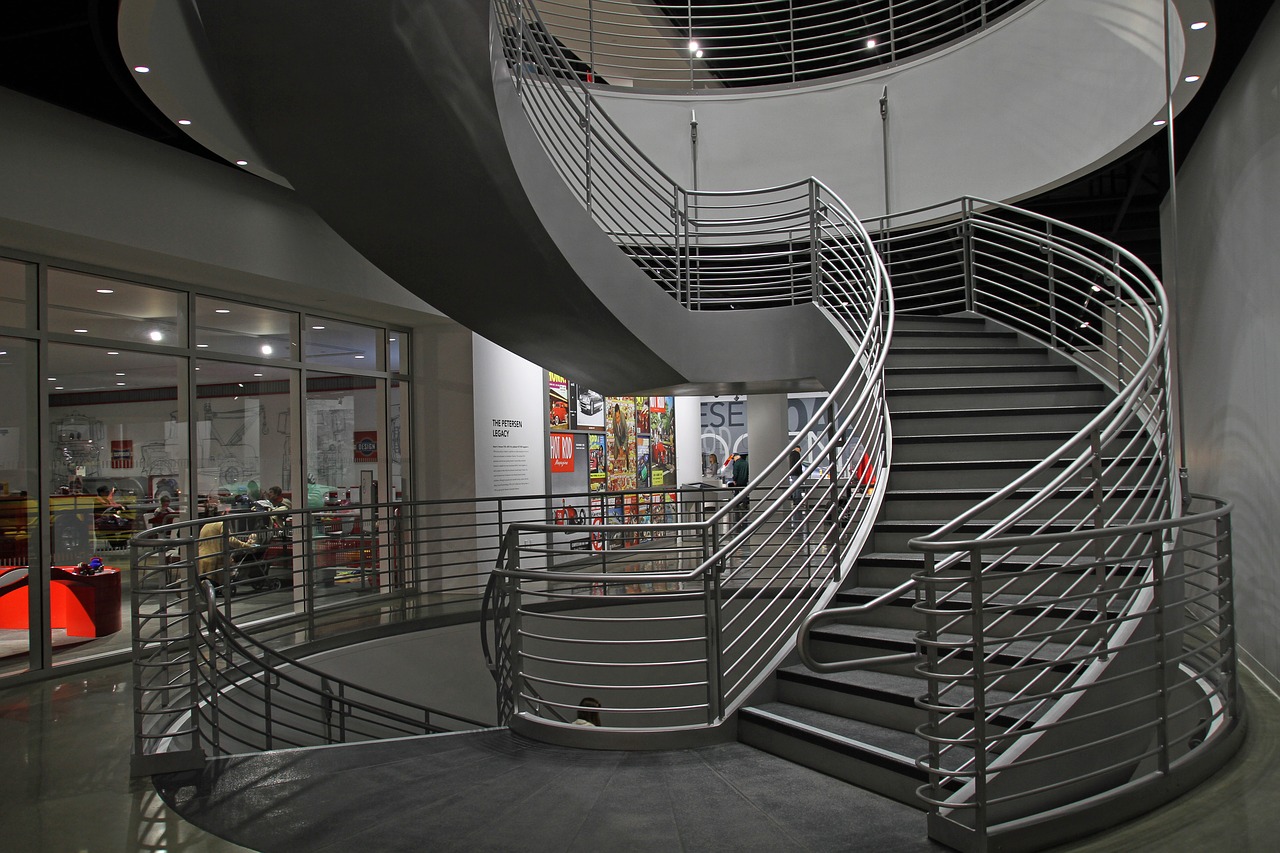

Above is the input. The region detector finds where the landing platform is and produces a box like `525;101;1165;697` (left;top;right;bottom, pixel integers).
157;729;945;852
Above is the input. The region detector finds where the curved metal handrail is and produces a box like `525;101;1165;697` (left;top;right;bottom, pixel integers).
489;0;892;735
532;0;1031;91
195;581;487;755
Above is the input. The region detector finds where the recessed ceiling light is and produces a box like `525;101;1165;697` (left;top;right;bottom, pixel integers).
74;328;89;333
149;330;164;342
866;38;877;48
194;367;201;371
178;119;192;126
47;377;56;381
197;343;209;348
354;355;366;359
1185;75;1201;83
688;40;699;52
389;337;397;342
695;49;704;58
235;160;249;166
1091;284;1104;292
312;325;326;330
55;386;63;390
253;373;264;377
1190;21;1208;30
215;308;231;314
1153;119;1167;126
133;65;150;74
116;382;126;386
96;288;114;294
261;344;274;355
107;351;119;355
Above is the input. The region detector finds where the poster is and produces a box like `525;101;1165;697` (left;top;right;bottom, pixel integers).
701;398;748;478
353;430;378;462
606;397;636;491
549;372;570;428
649;397;675;487
637;437;650;488
572;383;605;430
588;434;607;492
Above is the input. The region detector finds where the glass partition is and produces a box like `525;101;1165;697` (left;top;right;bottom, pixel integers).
0;338;36;676
194;297;297;361
47;269;185;348
305;317;383;372
46;343;188;665
0;257;30;328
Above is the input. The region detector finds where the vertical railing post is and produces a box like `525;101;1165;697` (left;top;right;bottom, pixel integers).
922;549;944;812
980;0;989;27
810;181;822;302
962;198;975;313
969;547;990;847
1090;427;1109;652
888;2;897;62
583;94;594;210
303;509;317;642
1150;529;1171;775
1217;511;1238;718
1112;247;1125;385
789;0;797;83
705;559;725;724
505;539;527;718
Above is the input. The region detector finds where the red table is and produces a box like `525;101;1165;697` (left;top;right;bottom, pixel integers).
0;566;123;638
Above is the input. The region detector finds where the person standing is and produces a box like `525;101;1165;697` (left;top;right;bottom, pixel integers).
729;451;750;528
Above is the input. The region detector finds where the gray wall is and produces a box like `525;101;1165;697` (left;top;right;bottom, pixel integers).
1167;4;1280;689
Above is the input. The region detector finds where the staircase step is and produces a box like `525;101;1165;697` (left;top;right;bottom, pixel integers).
890;429;1101;463
871;518;1083;552
879;485;1162;521
833;585;1113;637
887;456;1148;490
887;363;1083;389
891;404;1104;435
891;329;1019;344
738;702;947;807
887;347;1052;368
888;382;1109;412
894;315;988;331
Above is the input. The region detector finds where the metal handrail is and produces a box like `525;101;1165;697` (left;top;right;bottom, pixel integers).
532;0;1031;91
488;0;892;735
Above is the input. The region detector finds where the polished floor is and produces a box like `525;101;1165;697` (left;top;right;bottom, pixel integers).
0;661;1276;852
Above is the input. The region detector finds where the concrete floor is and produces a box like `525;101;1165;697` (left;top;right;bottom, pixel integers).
0;661;1275;852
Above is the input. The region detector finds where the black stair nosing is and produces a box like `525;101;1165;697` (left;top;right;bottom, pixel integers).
738;705;929;777
805;624;1077;675
891;404;1104;420
889;345;1046;355
887;382;1105;397
892;329;1018;340
890;456;1147;471
873;519;1082;534
892;429;1113;445
833;587;1114;621
776;666;1048;728
887;363;1078;376
856;551;1086;568
895;315;988;326
882;484;1153;499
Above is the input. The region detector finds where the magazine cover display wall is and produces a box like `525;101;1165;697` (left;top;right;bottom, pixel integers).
545;373;678;559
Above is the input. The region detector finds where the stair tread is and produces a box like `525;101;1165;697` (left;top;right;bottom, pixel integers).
745;702;935;767
892;404;1103;418
888;382;1104;395
806;622;1076;665
887;364;1075;374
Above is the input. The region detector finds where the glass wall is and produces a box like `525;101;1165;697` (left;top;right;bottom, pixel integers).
0;255;414;678
0;337;36;676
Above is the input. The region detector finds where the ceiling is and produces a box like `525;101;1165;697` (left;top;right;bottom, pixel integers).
0;0;1275;280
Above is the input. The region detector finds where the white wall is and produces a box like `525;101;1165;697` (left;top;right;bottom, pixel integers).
1167;4;1280;688
592;0;1200;219
472;337;547;497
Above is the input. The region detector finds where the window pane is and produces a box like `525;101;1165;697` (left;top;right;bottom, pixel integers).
0;257;29;323
304;317;383;371
47;269;184;348
389;331;408;375
195;297;297;360
305;372;382;507
46;343;189;666
0;338;36;676
195;361;295;510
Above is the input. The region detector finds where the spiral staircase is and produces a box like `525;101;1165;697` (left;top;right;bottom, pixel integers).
124;1;1241;850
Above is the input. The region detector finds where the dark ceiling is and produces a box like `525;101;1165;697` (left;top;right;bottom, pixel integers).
0;0;1275;277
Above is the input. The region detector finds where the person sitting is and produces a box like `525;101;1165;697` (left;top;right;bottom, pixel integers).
197;496;265;592
572;697;602;727
149;494;180;527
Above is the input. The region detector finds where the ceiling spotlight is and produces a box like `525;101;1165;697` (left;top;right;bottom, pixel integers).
866;38;877;48
254;373;264;377
1184;75;1201;83
312;325;326;330
235;159;249;166
688;40;699;52
178;119;192;126
107;351;119;355
116;382;126;386
1091;284;1104;292
1152;119;1167;126
215;308;231;314
695;49;704;58
96;288;114;294
115;372;126;377
55;386;63;390
197;343;209;348
354;354;366;359
149;330;164;342
47;377;56;381
74;328;89;333
1190;21;1208;30
133;65;150;74
261;344;274;355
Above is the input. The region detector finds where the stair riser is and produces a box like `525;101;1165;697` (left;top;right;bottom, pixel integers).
889;387;1109;412
888;463;1143;491
777;678;924;734
893;410;1101;434
879;494;1150;520
839;604;1103;639
888;349;1050;368
737;715;925;808
855;565;1094;599
892;438;1081;463
888;368;1082;390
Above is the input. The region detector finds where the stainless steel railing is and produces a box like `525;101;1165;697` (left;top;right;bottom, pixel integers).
531;0;1030;91
489;0;891;739
795;198;1240;849
130;487;719;772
